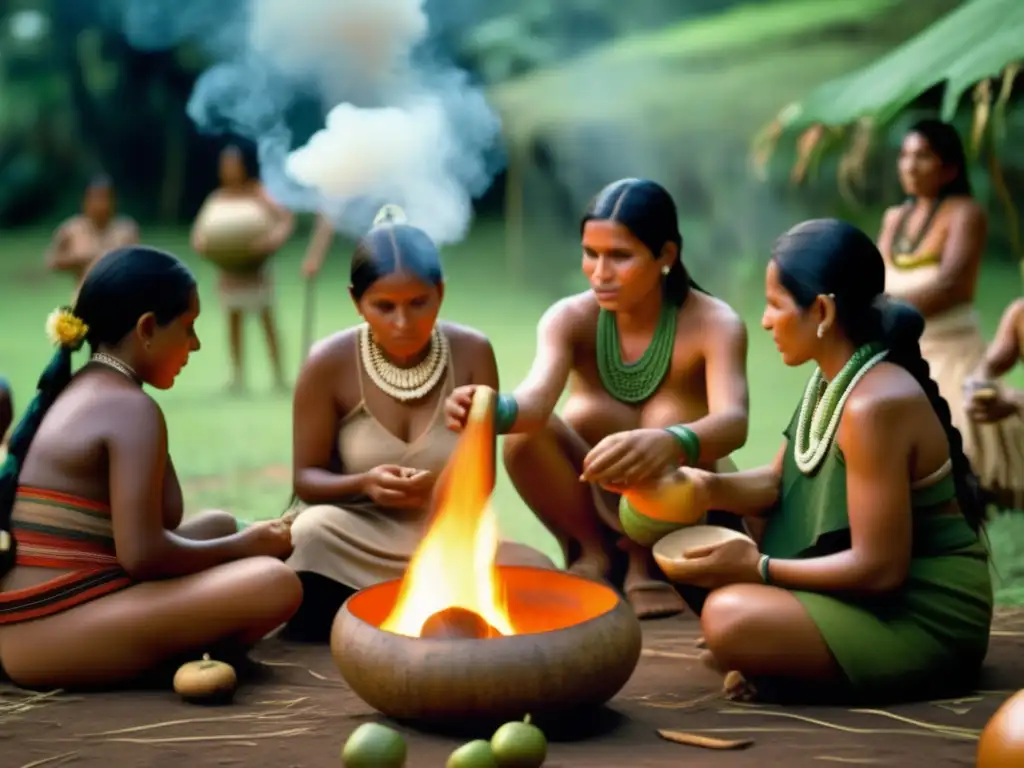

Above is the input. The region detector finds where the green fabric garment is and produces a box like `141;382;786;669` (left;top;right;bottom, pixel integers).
760;404;994;696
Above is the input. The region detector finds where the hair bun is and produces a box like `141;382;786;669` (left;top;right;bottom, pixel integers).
873;295;924;350
372;204;408;228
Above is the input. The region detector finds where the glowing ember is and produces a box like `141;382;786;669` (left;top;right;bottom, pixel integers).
380;387;514;637
420;607;502;640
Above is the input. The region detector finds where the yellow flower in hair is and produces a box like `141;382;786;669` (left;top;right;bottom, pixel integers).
45;307;88;350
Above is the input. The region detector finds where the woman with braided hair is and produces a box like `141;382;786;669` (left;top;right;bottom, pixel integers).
647;219;992;703
0;246;301;690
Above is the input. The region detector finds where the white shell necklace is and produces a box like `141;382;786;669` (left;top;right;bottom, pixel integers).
793;343;889;475
91;352;141;385
359;323;449;402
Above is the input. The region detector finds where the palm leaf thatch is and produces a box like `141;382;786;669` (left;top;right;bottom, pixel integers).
487;0;951;273
752;0;1024;257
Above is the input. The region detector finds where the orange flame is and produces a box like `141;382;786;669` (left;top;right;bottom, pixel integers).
380;386;514;637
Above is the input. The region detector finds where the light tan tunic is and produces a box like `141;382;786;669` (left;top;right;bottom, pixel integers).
287;341;552;589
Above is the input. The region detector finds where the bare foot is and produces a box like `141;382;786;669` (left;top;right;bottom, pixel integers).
624;578;685;620
567;550;611;583
722;670;757;702
699;649;721;673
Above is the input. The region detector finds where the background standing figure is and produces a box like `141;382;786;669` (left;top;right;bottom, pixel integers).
191;145;295;393
45;176;140;301
878;119;1024;511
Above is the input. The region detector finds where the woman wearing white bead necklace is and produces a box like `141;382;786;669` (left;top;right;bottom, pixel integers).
284;205;554;642
644;219;992;704
0;246;301;689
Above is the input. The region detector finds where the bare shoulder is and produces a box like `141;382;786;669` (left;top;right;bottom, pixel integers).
440;321;493;356
947;196;987;226
691;292;746;341
304;327;359;376
840;362;925;447
882;203;907;226
1005;298;1024;325
542;291;599;335
92;385;167;441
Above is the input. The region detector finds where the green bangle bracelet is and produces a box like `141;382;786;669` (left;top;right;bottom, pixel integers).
494;393;519;435
664;424;700;465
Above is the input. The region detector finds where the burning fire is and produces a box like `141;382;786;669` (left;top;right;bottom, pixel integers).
380;387;515;637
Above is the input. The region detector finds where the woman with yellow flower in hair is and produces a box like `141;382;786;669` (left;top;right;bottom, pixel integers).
0;246;301;690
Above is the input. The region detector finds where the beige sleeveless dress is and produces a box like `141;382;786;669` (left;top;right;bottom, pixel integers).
886;249;1024;510
287;341;553;590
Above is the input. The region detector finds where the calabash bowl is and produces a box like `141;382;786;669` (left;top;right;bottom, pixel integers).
330;565;643;724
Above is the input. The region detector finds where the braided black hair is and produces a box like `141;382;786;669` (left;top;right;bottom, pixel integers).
771;218;985;532
0;246;196;576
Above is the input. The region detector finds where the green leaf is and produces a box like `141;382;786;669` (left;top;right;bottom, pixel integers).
776;0;1024;130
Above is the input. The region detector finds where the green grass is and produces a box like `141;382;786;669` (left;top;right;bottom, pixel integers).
1;218;1023;601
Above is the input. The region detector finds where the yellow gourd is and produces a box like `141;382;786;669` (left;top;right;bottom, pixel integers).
173;653;238;704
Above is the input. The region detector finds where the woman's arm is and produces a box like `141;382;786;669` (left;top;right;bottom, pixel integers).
108;394;250;580
686;310;749;463
507;298;576;433
258;187;296;250
896;202;986;317
974;299;1024;381
190;195;214;253
765;387;914;595
44;222;83;272
703;441;785;517
302;214;336;277
291;339;367;503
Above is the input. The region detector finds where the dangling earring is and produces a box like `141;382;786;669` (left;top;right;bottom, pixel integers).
816;324;826;339
661;265;670;276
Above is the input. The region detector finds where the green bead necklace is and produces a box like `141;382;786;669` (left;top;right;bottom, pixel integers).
596;299;678;404
793;342;889;475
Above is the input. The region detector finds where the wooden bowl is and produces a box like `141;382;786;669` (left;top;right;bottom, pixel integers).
331;565;643;724
195;198;274;272
652;525;753;583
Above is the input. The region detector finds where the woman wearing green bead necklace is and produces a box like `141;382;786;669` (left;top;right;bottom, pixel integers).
659;218;991;703
444;178;751;620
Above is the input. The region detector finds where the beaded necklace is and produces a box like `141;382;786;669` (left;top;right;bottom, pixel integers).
596;299;677;404
359;324;449;402
793;343;888;475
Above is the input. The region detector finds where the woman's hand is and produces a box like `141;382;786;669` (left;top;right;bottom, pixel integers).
240;518;295;560
663;537;761;589
363;465;435;510
581;428;683;487
966;384;1020;424
444;385;480;432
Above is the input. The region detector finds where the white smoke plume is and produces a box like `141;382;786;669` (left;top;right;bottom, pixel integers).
113;0;503;245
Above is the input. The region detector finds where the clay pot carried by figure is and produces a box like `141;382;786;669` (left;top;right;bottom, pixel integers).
194;197;275;273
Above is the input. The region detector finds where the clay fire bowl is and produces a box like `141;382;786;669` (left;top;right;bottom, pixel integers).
331;565;643;725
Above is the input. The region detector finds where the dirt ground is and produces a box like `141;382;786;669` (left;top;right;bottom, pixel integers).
3;610;1023;768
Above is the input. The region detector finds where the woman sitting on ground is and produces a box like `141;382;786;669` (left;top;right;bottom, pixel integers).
652;219;992;703
0;246;301;690
444;178;750;620
285;205;553;642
